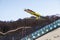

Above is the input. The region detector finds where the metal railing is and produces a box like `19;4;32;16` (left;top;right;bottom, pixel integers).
21;19;60;40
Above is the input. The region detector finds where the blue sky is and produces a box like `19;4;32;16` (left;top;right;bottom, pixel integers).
0;0;60;21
